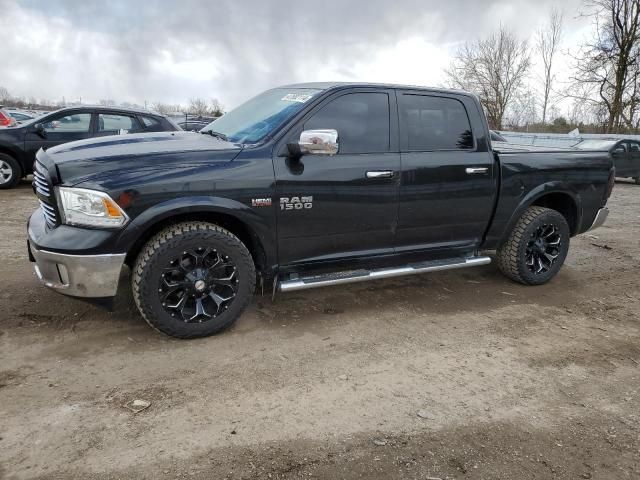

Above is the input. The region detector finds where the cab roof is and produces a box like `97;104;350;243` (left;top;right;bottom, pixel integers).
280;82;474;97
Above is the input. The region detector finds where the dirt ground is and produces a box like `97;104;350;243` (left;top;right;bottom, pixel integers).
0;179;639;480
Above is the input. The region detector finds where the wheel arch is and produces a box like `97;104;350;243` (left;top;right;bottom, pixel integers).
119;198;275;277
498;184;582;246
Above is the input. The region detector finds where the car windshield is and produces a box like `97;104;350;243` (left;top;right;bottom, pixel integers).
200;88;322;144
574;139;619;150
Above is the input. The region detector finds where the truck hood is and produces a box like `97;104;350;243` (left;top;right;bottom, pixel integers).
41;131;243;185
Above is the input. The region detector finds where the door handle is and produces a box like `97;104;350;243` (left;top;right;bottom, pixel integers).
366;170;394;179
465;167;489;174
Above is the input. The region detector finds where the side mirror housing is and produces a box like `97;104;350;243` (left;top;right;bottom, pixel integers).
287;129;338;158
33;123;46;138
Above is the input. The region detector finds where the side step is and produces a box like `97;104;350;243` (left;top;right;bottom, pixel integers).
278;256;491;292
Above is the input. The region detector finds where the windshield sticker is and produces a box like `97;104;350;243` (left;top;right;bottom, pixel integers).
281;93;313;103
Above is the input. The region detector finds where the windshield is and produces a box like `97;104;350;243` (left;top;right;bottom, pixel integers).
200;88;322;143
574;139;619;150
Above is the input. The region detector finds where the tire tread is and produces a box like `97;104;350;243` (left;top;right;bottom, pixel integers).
496;206;561;285
131;222;255;338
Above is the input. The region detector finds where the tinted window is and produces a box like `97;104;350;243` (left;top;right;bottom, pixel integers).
11;113;31;121
43;113;91;133
304;93;390;154
98;113;139;132
613;143;627;153
628;142;640;153
141;116;161;128
400;94;473;151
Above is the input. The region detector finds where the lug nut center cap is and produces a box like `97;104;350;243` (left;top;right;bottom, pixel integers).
194;280;206;292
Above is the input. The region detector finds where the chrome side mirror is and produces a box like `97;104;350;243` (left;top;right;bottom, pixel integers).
287;129;338;157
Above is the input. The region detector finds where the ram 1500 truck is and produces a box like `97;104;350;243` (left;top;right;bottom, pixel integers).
27;83;614;338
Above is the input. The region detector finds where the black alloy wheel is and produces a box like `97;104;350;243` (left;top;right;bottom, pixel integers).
160;247;239;323
525;224;562;275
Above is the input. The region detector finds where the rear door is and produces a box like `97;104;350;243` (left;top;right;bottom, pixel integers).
274;89;400;265
24;110;94;159
395;91;497;254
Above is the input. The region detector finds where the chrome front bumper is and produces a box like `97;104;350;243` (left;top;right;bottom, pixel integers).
29;245;126;298
587;207;609;232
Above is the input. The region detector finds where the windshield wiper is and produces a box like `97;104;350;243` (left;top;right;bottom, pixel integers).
201;129;229;142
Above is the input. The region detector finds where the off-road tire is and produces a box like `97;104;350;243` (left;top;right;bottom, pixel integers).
0;153;22;189
132;222;255;338
496;206;570;285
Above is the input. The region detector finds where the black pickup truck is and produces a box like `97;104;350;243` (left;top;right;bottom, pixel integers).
27;83;614;338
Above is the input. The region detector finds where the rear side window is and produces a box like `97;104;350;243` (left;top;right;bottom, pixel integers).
141;116;161;128
400;94;473;151
304;92;390;154
98;113;140;132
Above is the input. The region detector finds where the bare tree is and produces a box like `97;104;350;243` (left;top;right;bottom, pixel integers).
445;27;531;129
573;0;640;132
537;9;564;125
209;98;224;117
0;86;10;103
151;102;173;115
188;97;210;116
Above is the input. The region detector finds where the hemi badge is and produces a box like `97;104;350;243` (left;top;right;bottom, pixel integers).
251;198;272;207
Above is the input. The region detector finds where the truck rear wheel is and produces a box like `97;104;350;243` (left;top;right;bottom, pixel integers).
132;222;256;338
496;206;570;285
0;154;21;189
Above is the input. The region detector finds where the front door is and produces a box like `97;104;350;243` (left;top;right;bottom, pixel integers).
274;90;400;266
611;142;628;176
395;91;497;254
24;110;94;160
625;141;640;178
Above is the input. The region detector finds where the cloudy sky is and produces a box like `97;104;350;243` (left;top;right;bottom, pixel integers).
1;0;592;110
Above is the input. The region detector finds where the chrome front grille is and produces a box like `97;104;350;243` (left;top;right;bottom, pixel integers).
39;199;58;228
33;161;59;229
33;169;51;196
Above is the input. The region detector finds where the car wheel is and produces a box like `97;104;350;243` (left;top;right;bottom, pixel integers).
0;154;22;189
496;206;570;285
132;222;256;338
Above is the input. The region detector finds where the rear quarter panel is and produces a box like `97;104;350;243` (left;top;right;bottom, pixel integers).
484;150;613;249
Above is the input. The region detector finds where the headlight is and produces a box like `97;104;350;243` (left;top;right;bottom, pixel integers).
58;187;129;228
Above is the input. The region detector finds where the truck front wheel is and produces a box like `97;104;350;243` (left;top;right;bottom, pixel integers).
132;222;256;338
496;206;570;285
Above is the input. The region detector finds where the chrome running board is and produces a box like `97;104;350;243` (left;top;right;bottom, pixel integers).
278;256;491;292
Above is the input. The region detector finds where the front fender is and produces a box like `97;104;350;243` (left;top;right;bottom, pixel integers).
114;196;276;265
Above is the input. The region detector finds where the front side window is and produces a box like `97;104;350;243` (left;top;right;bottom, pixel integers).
304;93;390;154
43;113;91;133
400;94;473;151
201;88;322;144
98;114;140;132
613;143;627;154
628;141;640;153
